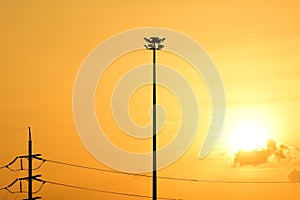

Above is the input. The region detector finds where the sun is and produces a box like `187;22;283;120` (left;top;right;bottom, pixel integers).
228;120;270;152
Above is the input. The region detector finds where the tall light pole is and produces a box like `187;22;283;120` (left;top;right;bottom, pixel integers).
144;37;165;200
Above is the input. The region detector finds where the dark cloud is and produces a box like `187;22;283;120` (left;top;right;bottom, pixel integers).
288;168;300;182
234;139;298;166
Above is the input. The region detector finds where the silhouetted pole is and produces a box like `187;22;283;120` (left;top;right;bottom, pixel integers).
23;127;42;200
152;46;157;200
28;127;33;200
144;37;165;200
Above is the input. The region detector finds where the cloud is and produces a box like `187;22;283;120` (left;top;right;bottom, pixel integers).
234;139;299;166
288;168;300;182
234;148;271;166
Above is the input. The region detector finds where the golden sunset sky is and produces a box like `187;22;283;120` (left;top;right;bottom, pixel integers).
1;0;300;199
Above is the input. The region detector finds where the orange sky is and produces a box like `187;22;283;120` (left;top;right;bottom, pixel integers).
1;0;300;199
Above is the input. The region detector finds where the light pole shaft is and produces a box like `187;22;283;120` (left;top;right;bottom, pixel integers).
152;47;157;200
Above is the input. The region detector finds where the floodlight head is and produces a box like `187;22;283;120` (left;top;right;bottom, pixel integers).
144;37;166;50
150;37;160;43
144;38;152;43
148;43;155;48
158;44;164;50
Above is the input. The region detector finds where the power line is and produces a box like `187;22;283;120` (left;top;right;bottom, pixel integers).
0;127;180;200
0;178;180;200
0;155;45;172
2;157;300;184
0;127;43;200
43;158;300;184
0;186;6;191
44;158;152;178
0;156;19;170
44;180;181;200
1;128;300;200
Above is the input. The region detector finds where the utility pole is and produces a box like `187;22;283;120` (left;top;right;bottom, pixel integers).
144;37;165;200
21;127;42;200
28;127;33;199
1;127;43;199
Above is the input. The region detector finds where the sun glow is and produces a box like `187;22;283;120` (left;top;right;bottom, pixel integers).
228;121;270;152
